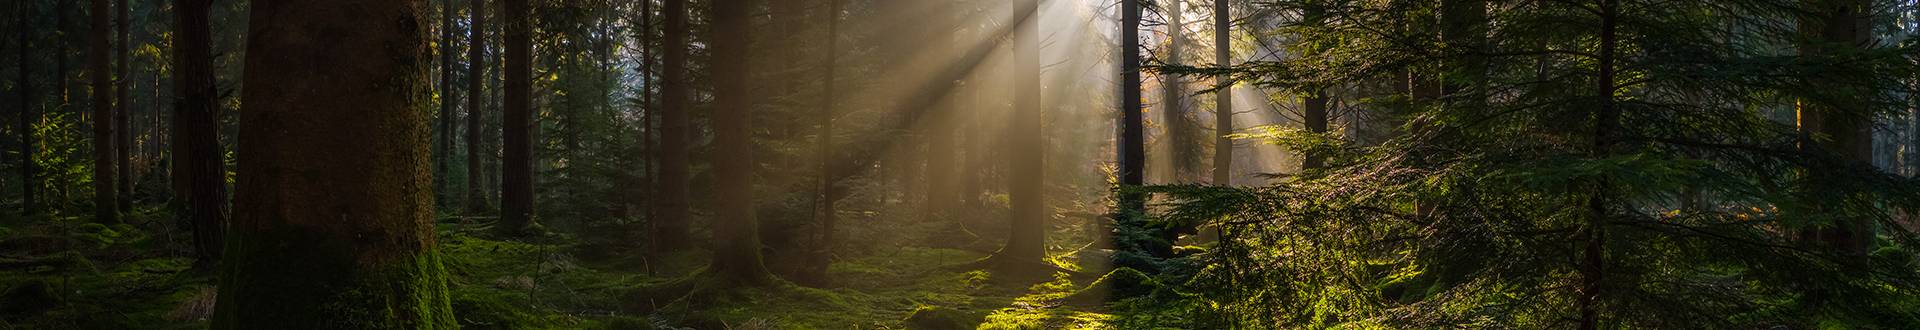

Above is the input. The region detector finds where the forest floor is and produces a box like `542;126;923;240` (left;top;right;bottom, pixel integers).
0;206;1127;329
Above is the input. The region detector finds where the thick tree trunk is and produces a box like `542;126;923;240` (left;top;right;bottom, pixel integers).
654;0;691;251
174;0;226;270
709;0;771;284
90;0;119;224
637;0;656;237
499;0;535;235
212;0;456;327
466;0;487;215
1210;0;1231;185
1118;0;1146;219
1795;0;1875;256
999;0;1047;265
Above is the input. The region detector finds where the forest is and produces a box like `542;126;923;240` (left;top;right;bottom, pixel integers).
1;0;1919;328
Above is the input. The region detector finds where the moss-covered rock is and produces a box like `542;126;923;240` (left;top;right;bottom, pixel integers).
904;305;984;330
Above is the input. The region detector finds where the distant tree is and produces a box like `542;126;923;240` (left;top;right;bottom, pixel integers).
17;0;35;215
923;0;960;222
467;0;488;215
1162;0;1197;181
500;0;535;234
708;0;771;284
1795;0;1875;256
653;0;691;251
439;0;458;210
90;0;118;223
996;0;1047;267
212;0;456;326
812;0;843;284
114;0;130;211
173;0;226;269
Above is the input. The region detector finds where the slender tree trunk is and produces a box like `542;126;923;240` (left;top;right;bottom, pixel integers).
212;1;455;327
1210;0;1231;185
923;0;959;222
637;0;656;238
1118;0;1146;219
814;0;842;285
1579;1;1619;329
174;0;226;270
114;0;131;210
654;0;691;251
438;0;457;210
17;0;35;215
1162;0;1194;181
499;0;534;234
1302;91;1328;169
90;0;119;223
466;0;487;215
999;0;1046;265
58;0;69;122
709;0;770;284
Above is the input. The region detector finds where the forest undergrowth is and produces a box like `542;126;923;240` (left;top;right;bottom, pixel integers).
0;203;1140;329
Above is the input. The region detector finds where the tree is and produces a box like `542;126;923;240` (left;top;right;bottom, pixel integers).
1118;0;1147;223
653;0;691;251
89;0;118;224
812;0;843;285
499;0;535;234
1795;0;1874;256
114;0;131;211
996;0;1047;267
438;0;458;209
1210;0;1231;185
17;0;35;215
1162;0;1197;181
466;0;487;215
922;0;960;222
708;0;770;284
174;0;226;269
212;0;456;326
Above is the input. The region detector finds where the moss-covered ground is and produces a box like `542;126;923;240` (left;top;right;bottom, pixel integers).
0;207;1136;329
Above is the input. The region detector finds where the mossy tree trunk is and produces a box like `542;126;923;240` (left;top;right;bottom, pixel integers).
173;0;226;269
212;0;456;327
709;0;772;284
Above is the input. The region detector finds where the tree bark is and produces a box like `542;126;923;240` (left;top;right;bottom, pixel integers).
999;0;1047;265
499;0;534;234
814;0;842;285
174;0;226;270
438;0;458;210
115;0;131;211
709;0;771;284
90;0;119;224
1302;91;1328;169
653;0;691;251
1210;0;1231;185
922;0;959;222
1162;0;1195;181
212;0;455;327
1579;1;1620;329
1119;0;1147;219
466;0;488;215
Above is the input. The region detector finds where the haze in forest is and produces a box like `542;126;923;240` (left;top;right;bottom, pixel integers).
1;0;1919;329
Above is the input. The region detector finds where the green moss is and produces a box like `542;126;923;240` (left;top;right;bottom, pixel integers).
211;227;456;329
1062;268;1159;307
904;305;984;330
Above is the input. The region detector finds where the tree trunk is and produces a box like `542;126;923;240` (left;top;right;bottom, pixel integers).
114;0;131;211
499;0;534;235
709;0;771;284
18;0;36;215
922;0;959;222
999;0;1047;265
438;0;458;210
174;0;226;270
814;0;842;285
90;0;119;224
466;0;487;215
212;0;455;327
1579;1;1619;329
1210;0;1231;185
1118;0;1147;219
654;0;691;251
1161;0;1195;182
637;0;656;238
1302;91;1328;169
